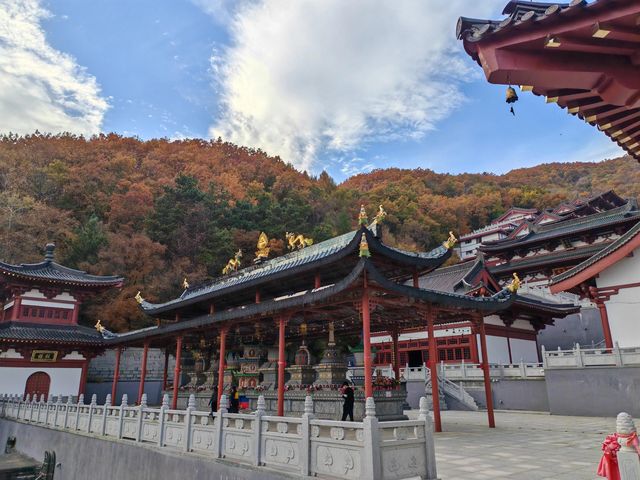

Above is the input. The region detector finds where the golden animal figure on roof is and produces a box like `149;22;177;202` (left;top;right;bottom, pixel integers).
94;319;106;334
507;273;521;293
443;231;458;249
222;249;243;275
135;291;144;304
182;277;189;289
373;204;387;223
254;232;271;261
286;232;313;250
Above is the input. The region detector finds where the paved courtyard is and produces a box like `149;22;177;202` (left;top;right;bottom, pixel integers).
411;410;612;480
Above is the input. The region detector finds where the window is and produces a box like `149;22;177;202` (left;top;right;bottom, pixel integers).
39;309;45;318
54;311;60;319
62;311;68;319
47;310;53;318
22;307;29;316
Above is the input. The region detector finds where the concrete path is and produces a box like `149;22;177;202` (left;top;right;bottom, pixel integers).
411;410;613;480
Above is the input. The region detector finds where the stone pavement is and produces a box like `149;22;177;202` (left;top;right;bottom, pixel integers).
409;410;613;480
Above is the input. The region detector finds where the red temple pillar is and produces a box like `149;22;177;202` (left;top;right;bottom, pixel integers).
277;316;287;416
427;308;442;432
171;336;183;410
413;270;420;288
362;281;373;399
78;357;89;396
391;328;400;380
217;327;227;411
314;273;321;289
111;347;122;402
138;341;149;404
596;301;614;350
162;348;169;391
477;316;495;428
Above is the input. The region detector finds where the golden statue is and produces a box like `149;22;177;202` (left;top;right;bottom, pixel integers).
286;232;313;250
358;204;368;226
443;231;457;249
182;277;189;290
507;272;521;293
359;233;371;257
254;232;270;261
222;249;243;275
135;291;144;304
373;204;387;223
94;320;106;334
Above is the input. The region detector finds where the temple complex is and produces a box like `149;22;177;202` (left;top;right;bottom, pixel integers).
0;244;123;400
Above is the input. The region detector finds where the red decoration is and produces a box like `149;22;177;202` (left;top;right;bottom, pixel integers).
597;432;640;480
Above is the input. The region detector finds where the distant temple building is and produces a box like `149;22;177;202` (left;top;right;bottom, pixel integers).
0;244;123;400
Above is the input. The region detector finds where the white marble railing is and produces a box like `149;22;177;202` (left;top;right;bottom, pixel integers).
0;392;437;480
395;362;544;381
542;344;640;369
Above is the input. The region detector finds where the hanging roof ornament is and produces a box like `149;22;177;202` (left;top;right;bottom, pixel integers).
254;232;271;262
358;205;368;226
359;233;371;258
135;291;144;304
182;277;189;290
507;273;521;293
506;85;519;116
373;204;387;223
443;231;458;249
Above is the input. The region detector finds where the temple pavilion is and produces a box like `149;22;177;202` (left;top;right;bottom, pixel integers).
99;209;577;431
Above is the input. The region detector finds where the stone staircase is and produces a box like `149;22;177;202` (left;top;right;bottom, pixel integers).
426;372;478;411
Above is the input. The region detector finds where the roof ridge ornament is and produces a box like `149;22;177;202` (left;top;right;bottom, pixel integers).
44;243;55;263
373;204;387;224
254;232;271;262
359;233;371;258
182;277;189;290
443;231;458;249
135;291;144;304
286;232;313;251
222;249;243;275
94;319;117;339
507;273;521;293
358;204;368;226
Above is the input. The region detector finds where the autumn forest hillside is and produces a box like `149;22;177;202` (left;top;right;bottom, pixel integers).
1;133;639;331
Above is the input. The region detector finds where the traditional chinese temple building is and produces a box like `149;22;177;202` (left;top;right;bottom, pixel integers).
0;244;123;400
457;0;640;162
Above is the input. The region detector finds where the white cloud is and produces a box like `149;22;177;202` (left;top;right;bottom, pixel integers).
205;0;503;172
0;0;108;136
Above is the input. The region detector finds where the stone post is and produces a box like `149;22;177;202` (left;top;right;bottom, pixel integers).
53;395;61;428
616;413;640;479
300;395;314;475
158;394;169;447
541;345;547;368
614;342;623;367
87;394;97;433
184;394;196;452
214;394;228;459
362;398;382;480
44;395;50;426
75;394;84;431
102;394;112;436
29;394;36;422
24;394;30;421
253;395;266;466
575;344;583;367
137;393;148;442
64;395;72;429
519;360;526;378
118;394;128;439
418;397;438;480
461;359;467;379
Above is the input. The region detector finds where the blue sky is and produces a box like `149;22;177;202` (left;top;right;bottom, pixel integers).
0;0;625;181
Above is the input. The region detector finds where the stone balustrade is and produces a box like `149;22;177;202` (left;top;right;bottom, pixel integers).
0;392;437;480
542;343;640;369
386;362;545;381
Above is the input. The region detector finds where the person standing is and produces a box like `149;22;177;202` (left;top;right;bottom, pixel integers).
229;386;239;413
208;385;218;416
341;381;354;421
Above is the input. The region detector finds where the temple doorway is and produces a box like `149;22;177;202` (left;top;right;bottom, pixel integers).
24;371;50;400
407;350;423;367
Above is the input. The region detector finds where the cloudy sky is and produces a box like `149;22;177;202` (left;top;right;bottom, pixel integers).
0;0;625;180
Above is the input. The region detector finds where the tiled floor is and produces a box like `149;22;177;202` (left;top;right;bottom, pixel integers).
408;410;613;480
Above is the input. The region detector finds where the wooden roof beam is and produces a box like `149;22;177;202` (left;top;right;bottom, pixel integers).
548;35;638;56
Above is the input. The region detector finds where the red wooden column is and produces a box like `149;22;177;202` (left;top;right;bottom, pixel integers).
78;357;89;396
162;348;169;390
596;301;614;350
171;336;183;410
412;270;420;288
362;279;373;399
137;341;150;404
477;315;495;428
111;347;122;401
426;308;442;432
391;328;401;380
277;316;288;416
217;327;228;410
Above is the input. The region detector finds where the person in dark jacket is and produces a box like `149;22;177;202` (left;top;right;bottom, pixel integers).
208;386;218;416
341;381;354;421
229;386;239;413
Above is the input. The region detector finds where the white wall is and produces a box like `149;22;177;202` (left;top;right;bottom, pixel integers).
477;335;510;364
509;338;538;363
0;367;82;397
596;246;640;347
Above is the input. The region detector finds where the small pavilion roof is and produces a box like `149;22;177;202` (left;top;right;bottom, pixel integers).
480;201;640;253
0;244;123;289
550;219;640;293
139;225;451;316
457;0;640;162
0;322;104;346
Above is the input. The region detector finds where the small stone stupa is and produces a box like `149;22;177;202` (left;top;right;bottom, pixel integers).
314;322;347;385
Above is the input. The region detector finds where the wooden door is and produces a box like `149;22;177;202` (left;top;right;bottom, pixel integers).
24;371;50;400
